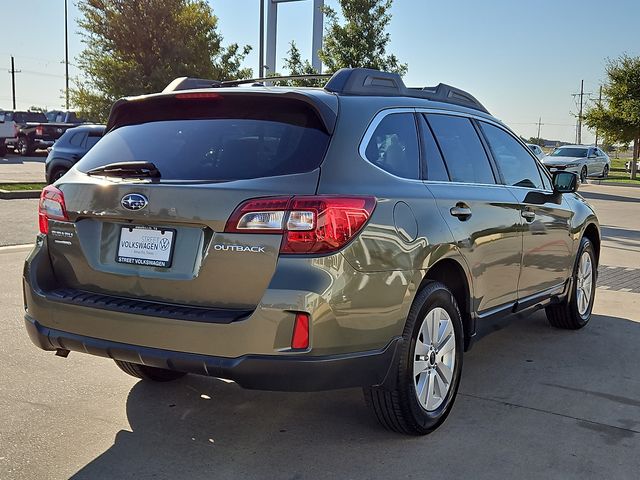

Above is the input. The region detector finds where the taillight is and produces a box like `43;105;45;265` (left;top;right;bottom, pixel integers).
38;185;69;234
225;195;376;254
35;126;44;136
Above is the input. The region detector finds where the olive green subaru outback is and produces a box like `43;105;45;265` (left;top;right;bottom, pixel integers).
23;68;599;435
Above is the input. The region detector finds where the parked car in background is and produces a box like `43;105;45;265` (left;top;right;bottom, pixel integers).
3;111;76;156
526;143;545;160
45;124;105;183
542;145;610;182
625;159;640;173
0;110;14;157
46;110;87;125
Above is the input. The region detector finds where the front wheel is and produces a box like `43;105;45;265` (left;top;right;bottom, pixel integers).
601;165;609;178
545;236;596;329
364;281;464;435
580;166;588;183
114;360;187;382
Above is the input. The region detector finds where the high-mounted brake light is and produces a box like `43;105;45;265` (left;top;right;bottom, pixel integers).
225;195;376;254
175;92;222;100
38;185;69;234
35;126;44;136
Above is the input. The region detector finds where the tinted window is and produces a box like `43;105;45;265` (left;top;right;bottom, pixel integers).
14;112;47;123
479;122;543;189
365;113;419;179
77;99;330;182
418;114;449;181
85;135;101;149
426;114;495;184
68;132;86;147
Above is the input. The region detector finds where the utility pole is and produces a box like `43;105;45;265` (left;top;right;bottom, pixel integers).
594;85;602;147
64;0;69;109
9;56;21;110
571;80;591;145
536;117;542;143
259;0;265;78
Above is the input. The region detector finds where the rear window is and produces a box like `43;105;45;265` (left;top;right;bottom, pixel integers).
77;96;330;181
15;112;47;123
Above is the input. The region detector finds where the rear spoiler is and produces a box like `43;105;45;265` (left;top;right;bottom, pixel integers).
105;90;338;134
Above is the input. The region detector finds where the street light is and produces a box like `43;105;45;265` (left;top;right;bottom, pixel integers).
64;0;69;109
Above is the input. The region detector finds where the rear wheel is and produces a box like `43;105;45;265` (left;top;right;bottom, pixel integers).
17;136;33;156
364;281;464;435
580;166;588;183
48;166;68;184
114;360;187;382
0;142;7;157
545;236;596;329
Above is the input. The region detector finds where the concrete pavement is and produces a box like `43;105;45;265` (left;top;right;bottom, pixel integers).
0;152;47;183
0;183;639;479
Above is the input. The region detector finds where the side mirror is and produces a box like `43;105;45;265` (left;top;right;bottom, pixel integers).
553;171;578;193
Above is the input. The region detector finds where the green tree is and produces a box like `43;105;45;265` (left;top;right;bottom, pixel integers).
584;54;640;179
527;137;545;146
282;0;406;82
70;0;252;123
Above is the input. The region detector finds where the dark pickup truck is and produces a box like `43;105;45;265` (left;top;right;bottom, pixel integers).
3;111;76;156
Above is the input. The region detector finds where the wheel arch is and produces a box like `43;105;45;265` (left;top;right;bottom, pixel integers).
582;222;601;265
418;257;474;351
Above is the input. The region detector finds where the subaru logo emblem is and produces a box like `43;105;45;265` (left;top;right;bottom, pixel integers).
121;193;148;211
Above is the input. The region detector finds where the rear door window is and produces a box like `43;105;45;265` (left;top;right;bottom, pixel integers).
425;114;495;184
479;121;544;189
364;113;420;179
76;97;330;181
417;114;449;181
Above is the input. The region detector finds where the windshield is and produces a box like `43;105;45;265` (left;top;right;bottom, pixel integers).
77;111;329;181
550;147;587;158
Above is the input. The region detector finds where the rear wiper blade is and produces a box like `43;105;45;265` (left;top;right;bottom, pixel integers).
86;161;161;178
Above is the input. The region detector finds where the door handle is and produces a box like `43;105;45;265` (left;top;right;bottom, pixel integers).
521;210;536;221
450;203;472;221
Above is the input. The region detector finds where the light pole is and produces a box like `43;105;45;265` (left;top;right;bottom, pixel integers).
259;0;265;77
64;0;69;109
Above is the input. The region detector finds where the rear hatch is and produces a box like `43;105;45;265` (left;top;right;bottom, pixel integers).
43;92;334;311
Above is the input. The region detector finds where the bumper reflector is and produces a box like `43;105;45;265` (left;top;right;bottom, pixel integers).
292;313;310;349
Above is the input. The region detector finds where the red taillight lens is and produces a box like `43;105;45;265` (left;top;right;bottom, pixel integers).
35;126;44;136
224;195;376;254
38;185;69;234
291;313;310;349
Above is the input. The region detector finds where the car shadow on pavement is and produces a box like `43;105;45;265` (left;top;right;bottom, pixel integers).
69;311;640;480
0;152;47;163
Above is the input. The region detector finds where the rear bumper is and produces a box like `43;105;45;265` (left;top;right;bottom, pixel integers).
24;315;401;392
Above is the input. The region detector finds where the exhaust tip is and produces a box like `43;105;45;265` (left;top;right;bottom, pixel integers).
55;348;70;358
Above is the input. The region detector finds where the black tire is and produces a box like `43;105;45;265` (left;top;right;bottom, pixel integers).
364;281;464;435
48;167;68;184
17;136;33;156
580;166;588;183
545;236;596;329
0;142;7;157
114;360;187;382
601;165;609;178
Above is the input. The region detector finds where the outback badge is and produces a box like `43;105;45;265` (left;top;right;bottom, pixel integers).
121;193;148;211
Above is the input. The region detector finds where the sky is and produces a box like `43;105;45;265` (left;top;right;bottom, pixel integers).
1;0;639;144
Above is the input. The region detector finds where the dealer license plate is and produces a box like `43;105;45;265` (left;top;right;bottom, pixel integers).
116;226;176;268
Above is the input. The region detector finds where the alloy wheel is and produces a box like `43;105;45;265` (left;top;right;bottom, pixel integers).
413;307;456;411
576;251;594;316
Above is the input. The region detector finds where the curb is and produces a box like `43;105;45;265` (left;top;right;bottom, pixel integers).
586;180;640;188
0;189;42;200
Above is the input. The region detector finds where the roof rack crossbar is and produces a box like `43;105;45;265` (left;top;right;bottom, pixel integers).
407;84;488;113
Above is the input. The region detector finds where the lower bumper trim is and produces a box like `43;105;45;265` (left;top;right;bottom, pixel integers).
24;315;401;392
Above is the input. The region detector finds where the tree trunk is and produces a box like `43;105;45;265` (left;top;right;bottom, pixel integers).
632;135;639;180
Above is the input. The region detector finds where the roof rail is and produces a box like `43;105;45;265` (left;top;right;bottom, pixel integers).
324;68;406;96
163;77;222;92
161;68;489;114
407;84;489;114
